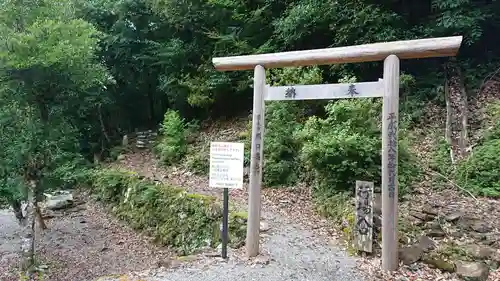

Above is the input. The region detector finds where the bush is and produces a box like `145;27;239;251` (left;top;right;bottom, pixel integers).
92;169;139;203
109;145;129;161
456;139;500;197
262;102;303;186
313;192;357;253
299;99;419;197
483;101;500;141
91;168;247;254
155;110;189;164
248;66;323;187
184;143;210;175
429;137;454;176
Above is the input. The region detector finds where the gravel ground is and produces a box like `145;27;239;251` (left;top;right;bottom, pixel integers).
35;195;172;281
98;210;365;281
0;194;172;281
0;209;23;281
104;152;366;280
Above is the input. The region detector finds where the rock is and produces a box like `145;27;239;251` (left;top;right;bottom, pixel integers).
117;154;126;161
176;255;198;262
492;252;500;264
426;221;442;230
156;259;171;268
65;205;86;213
407;215;425;226
448;230;463;239
410;211;432;221
36;264;49;271
419;235;437;252
470;221;492;234
399;245;423;265
481;233;500;246
428;230;446;238
455;261;490;281
253;255;271;265
422;255;455;272
422;206;438;216
445;211;464;222
259;221;270;232
204;251;221;257
459;218;492;233
465;244;496;259
41;209;58;219
44;192;74;210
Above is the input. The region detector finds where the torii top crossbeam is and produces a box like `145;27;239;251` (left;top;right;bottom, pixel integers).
212;36;463;71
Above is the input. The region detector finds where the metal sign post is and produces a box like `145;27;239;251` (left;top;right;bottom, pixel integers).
209;142;244;259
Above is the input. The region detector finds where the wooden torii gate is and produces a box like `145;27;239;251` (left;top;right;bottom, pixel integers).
212;36;462;271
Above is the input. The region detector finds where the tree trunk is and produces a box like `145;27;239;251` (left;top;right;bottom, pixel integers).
444;60;469;164
35;202;47;230
10;199;25;224
20;181;36;273
444;73;455;164
456;66;470;158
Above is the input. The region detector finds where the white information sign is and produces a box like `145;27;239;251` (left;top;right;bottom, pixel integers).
209;142;244;189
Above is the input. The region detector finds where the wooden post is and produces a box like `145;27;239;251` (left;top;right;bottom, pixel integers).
381;55;400;271
246;65;266;257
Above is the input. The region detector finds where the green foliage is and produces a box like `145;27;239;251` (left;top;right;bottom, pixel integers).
1;0;500;250
183;143;210;175
262;102;303;186
429;100;500;198
73;0;500;131
483;101;500;141
260;66;322;187
314;192;357;253
91;168;247;254
456;139;500;197
109;146;129;161
436;100;500;198
299;99;419;197
430;138;454;176
314;192;353;224
155;110;189;164
92;169;139;203
0;0;109;208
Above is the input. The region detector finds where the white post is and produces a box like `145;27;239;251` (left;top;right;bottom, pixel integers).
381;54;400;271
246;65;266;257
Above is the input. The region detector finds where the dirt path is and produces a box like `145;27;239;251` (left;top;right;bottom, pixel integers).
0;193;172;281
99;213;363;281
104;151;367;281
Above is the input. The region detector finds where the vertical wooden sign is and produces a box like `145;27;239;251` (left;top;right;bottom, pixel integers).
381;54;400;271
355;181;374;253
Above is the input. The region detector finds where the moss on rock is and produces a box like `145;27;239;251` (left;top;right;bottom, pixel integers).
91;168;247;255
